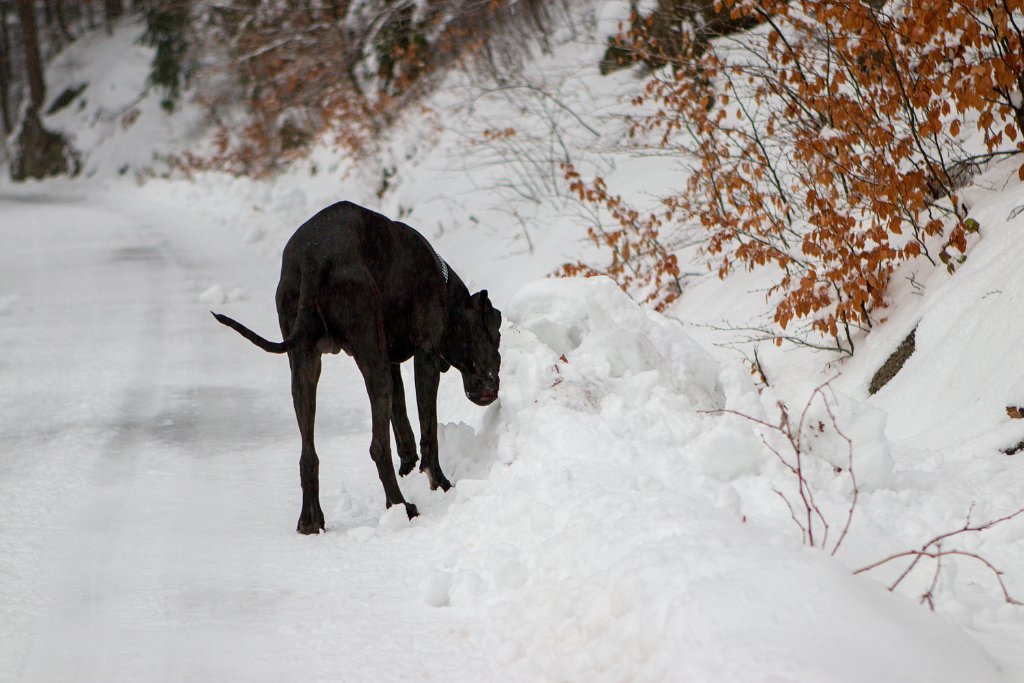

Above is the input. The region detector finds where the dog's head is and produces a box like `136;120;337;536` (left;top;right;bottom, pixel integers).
443;289;502;406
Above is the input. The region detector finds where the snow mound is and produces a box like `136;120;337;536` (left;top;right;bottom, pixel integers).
416;277;999;682
505;276;724;414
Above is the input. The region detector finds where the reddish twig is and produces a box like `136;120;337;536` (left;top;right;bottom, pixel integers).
818;390;857;556
774;488;807;543
855;505;1024;607
703;375;857;554
920;545;943;611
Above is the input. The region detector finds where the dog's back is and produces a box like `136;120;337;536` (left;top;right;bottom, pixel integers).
276;201;450;360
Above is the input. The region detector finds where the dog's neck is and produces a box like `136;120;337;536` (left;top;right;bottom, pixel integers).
439;268;472;372
444;267;470;310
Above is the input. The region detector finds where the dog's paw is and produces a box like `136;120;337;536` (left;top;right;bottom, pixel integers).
398;455;419;477
296;520;325;535
404;502;420;519
422;467;452;492
296;509;326;535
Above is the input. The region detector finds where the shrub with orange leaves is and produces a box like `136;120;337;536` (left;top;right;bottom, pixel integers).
572;0;1024;352
560;163;686;311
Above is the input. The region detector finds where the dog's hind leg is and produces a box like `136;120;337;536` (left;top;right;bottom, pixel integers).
390;364;419;476
288;347;326;534
414;352;452;492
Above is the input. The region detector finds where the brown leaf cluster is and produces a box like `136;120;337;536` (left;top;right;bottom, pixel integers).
560;163;684;311
567;0;1024;351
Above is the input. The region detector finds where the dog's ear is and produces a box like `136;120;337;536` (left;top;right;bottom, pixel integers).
472;290;490;311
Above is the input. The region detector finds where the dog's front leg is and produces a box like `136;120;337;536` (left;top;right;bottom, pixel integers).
390;363;419;476
414;352;452;492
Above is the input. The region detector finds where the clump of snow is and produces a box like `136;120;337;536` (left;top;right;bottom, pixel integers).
688;414;767;480
197;284;225;304
377;505;411;532
506;277;724;411
198;283;247;305
750;382;895;494
422;571;452;607
831;393;895;491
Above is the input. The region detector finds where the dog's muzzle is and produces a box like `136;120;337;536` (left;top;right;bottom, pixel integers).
468;383;499;406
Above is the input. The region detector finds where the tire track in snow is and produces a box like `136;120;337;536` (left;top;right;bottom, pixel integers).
13;210;189;679
7;197;291;680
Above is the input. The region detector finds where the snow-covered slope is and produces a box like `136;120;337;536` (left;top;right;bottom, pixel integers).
41;19;207;178
5;5;1024;682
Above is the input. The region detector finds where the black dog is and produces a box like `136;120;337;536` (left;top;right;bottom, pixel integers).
213;201;501;534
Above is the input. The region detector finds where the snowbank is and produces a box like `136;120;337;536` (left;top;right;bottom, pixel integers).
412;277;1004;681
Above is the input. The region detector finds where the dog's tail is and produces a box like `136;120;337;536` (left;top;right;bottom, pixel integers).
210;311;294;353
212;266;317;354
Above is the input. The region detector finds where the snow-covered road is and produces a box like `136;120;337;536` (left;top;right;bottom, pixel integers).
0;187;499;681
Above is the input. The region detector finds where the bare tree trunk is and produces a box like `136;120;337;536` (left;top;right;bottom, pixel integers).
0;1;12;134
103;0;122;33
9;0;78;180
16;0;46;110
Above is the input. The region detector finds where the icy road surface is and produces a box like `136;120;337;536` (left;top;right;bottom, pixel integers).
0;184;1019;682
0;187;499;680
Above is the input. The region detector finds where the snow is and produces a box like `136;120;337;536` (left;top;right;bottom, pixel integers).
41;17;208;179
2;180;1022;680
5;6;1024;683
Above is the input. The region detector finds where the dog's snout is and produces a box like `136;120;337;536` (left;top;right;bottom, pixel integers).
467;380;499;406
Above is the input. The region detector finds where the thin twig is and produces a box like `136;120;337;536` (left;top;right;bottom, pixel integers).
701;376;855;554
855;505;1024;607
